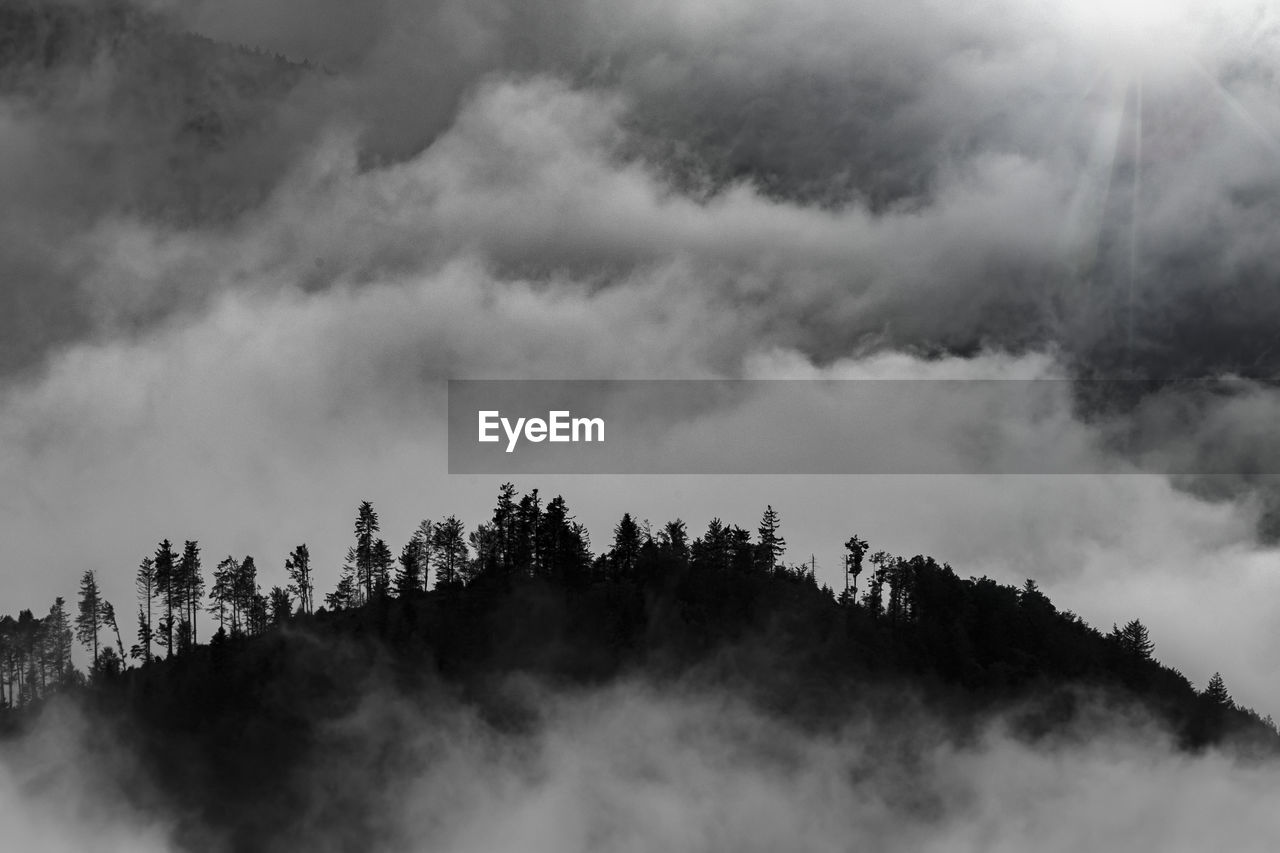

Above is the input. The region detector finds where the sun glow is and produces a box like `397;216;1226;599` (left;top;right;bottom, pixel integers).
1055;0;1199;74
1042;0;1280;364
1086;0;1186;30
1035;0;1275;82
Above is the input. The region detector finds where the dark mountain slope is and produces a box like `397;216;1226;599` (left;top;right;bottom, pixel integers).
9;530;1270;852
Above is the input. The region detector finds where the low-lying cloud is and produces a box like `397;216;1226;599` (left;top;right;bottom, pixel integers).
9;674;1280;852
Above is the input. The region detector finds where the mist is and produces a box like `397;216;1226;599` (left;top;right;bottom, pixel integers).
5;670;1280;852
2;0;1280;825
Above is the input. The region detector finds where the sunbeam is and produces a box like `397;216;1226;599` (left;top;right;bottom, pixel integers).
1189;59;1280;159
1056;72;1130;341
1128;77;1142;374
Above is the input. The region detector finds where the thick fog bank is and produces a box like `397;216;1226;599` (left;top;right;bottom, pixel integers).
3;677;1279;852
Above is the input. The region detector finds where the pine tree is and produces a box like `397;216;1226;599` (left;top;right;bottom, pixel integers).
371;538;393;599
570;522;592;580
248;592;269;636
0;616;13;707
431;515;468;587
75;570;105;669
658;519;689;563
131;606;153;662
397;537;424;597
179;540;203;648
354;501;380;602
92;647;123;682
268;586;292;625
757;506;786;574
467;523;498;584
692;518;731;574
103;601;126;663
45;598;73;685
842;535;868;604
234;556;259;634
14;610;36;705
338;547;359;606
727;525;755;574
540;497;585;582
134;556;155;663
863;551;890;617
413;520;432;588
153;539;179;658
211;556;239;632
285;544;313;615
1116;618;1155;661
1204;672;1232;707
611;513;641;580
514;490;542;575
325;570;356;611
886;556;910;624
34;615;52;693
492;483;518;575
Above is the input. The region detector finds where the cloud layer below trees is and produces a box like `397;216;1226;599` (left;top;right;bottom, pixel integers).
7;678;1280;851
2;0;1280;710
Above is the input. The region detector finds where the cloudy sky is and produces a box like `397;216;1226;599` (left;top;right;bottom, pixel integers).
3;0;1280;711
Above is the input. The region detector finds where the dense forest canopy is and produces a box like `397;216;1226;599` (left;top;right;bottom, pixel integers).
2;484;1270;737
0;483;1270;850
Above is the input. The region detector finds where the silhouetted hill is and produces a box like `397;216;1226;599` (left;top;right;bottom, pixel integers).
61;566;1280;847
1;489;1275;851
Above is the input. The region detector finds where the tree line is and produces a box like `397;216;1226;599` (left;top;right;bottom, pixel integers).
0;483;1248;721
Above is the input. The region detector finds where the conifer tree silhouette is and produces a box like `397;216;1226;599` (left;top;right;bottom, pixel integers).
75;570;104;669
757;506;786;574
1204;672;1232;707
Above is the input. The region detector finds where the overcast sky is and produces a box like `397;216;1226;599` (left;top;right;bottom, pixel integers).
3;0;1280;711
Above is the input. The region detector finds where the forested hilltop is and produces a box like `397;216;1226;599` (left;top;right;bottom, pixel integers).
2;484;1273;728
0;484;1275;849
